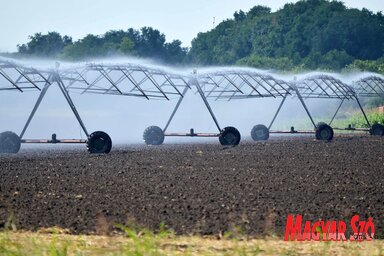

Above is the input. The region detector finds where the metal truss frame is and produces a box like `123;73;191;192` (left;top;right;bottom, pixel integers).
62;63;190;99
161;72;375;142
352;76;384;98
156;71;375;141
160;70;295;139
0;59;191;152
0;59;93;144
0;60;48;92
2;57;383;151
288;75;371;132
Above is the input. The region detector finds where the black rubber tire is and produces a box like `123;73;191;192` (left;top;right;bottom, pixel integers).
370;123;384;136
143;126;164;145
251;124;269;141
315;124;334;141
0;131;21;154
87;131;112;154
219;126;241;146
315;122;328;140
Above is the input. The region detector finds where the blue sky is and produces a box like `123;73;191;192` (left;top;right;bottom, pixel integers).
0;0;383;52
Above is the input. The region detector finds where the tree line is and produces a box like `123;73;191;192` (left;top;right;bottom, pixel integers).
189;0;384;72
9;0;384;72
16;28;188;64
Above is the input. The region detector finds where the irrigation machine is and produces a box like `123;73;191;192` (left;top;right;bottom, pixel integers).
143;69;293;146
251;74;384;141
351;75;384;136
153;70;384;143
2;58;383;154
0;59;190;153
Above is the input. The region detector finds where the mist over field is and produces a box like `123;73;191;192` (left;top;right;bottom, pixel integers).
1;57;375;148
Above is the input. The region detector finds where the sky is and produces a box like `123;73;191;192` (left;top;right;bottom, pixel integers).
0;0;383;52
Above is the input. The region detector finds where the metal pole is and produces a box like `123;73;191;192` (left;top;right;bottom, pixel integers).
191;77;222;132
20;79;52;139
55;73;90;137
163;86;189;132
329;99;344;126
268;94;288;130
355;96;371;127
293;86;317;128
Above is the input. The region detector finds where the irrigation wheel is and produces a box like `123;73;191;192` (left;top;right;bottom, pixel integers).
370;123;384;136
251;124;270;141
219;126;241;146
87;131;112;154
315;124;334;141
143;126;165;145
0;131;21;153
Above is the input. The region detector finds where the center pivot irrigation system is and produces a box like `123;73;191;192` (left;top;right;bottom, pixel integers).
249;74;374;142
0;59;189;154
143;71;384;145
143;70;293;146
351;75;384;135
1;58;384;154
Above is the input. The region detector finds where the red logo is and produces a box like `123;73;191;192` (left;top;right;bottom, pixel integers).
284;214;375;241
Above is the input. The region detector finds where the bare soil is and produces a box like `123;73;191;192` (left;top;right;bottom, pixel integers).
0;135;383;237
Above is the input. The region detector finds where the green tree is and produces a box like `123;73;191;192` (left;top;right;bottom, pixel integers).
164;40;187;63
17;32;72;57
189;0;384;71
345;58;384;74
320;50;354;70
136;27;166;59
62;34;104;60
237;55;295;70
234;10;246;21
247;6;271;18
119;37;135;55
61;28;186;63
